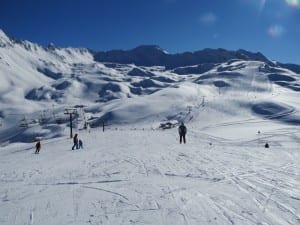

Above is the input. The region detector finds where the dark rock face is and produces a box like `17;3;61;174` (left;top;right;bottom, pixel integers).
94;46;271;69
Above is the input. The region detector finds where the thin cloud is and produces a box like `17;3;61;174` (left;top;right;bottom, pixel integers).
285;0;299;8
267;24;285;37
198;12;217;25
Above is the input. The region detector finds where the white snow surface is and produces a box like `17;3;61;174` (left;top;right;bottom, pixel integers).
0;126;299;225
0;29;300;224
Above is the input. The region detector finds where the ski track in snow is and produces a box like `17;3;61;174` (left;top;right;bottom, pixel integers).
0;127;299;225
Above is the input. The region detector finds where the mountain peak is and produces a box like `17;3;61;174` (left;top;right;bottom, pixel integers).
236;49;269;62
46;43;58;51
132;45;167;53
133;45;161;50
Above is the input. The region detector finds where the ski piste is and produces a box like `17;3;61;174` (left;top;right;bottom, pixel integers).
0;29;300;224
1;126;299;225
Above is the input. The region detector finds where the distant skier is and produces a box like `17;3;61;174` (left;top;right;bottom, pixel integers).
35;141;41;154
178;122;187;144
72;133;79;150
78;139;83;149
265;142;269;148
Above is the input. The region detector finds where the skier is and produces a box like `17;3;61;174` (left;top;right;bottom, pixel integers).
72;133;79;150
78;139;83;149
178;122;187;144
265;142;269;148
35;141;41;154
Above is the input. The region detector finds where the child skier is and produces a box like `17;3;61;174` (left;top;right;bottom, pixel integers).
78;139;83;149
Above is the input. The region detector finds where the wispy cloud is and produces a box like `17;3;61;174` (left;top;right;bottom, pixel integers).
285;0;299;8
267;24;285;37
198;12;217;25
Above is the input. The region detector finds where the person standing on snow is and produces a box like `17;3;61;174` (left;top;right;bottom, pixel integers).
78;139;83;149
72;133;79;150
35;140;41;154
178;122;187;144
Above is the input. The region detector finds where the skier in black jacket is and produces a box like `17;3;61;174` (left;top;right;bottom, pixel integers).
72;133;79;150
35;141;41;154
178;122;187;144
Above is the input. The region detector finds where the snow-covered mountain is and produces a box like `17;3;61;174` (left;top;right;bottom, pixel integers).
1;29;300;225
1;29;300;143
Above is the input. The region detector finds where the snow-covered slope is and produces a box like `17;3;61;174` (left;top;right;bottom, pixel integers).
1;28;300;144
0;124;299;225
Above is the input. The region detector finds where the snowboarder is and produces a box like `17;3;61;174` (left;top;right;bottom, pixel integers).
78;139;83;149
35;141;41;154
178;122;187;144
72;133;79;150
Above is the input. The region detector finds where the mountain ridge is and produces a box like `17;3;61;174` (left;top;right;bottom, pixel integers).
94;46;273;69
0;29;286;68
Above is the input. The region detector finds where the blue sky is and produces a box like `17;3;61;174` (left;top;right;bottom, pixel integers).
1;0;300;64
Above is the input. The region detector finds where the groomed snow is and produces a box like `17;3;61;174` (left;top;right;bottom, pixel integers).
0;124;299;225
